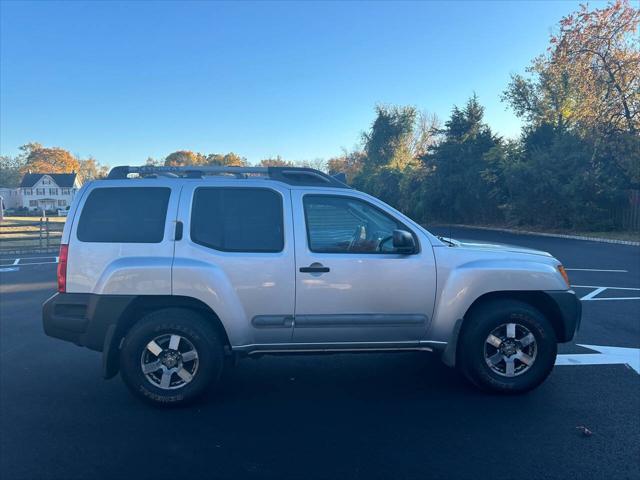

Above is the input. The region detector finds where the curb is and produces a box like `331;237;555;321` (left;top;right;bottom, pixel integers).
443;225;640;247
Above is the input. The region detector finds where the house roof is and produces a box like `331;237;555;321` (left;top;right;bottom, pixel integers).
20;173;77;188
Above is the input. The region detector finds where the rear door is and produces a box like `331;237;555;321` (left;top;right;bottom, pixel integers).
66;180;178;294
291;190;437;345
173;182;295;347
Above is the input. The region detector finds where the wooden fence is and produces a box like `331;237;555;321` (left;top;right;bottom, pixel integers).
0;218;65;254
621;190;640;232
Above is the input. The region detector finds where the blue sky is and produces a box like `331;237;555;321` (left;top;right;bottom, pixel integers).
1;0;585;167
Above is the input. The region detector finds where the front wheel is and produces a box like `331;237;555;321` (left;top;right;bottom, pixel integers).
458;300;557;394
119;308;224;406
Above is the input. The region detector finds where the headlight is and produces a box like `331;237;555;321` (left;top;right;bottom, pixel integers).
557;265;570;288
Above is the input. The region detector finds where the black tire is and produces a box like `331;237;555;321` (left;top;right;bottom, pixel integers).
119;308;224;406
457;299;557;394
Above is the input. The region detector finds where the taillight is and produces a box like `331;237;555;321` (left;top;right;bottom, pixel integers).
57;244;68;293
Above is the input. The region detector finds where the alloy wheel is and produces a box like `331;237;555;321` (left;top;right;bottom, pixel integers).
140;334;199;390
484;323;537;377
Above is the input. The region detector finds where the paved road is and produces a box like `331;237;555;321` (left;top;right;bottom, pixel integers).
1;228;639;480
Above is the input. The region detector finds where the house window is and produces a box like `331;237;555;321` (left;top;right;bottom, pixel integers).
50;188;58;195
29;200;37;207
36;188;45;195
58;200;66;206
24;189;31;195
61;188;70;195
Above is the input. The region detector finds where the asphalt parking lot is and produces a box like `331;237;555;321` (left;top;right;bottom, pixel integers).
1;227;639;480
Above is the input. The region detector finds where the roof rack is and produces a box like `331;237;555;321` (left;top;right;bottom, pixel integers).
107;165;350;188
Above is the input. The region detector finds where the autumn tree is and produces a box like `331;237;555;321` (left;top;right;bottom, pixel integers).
327;150;364;184
504;0;639;135
20;143;81;174
552;0;639;135
164;150;206;166
206;152;248;167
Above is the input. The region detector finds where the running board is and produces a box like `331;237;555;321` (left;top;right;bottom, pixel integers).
233;341;447;356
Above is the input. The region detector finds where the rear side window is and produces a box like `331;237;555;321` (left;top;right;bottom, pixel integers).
77;187;170;243
191;187;284;252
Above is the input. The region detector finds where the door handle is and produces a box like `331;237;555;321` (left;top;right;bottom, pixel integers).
174;221;183;241
299;262;330;273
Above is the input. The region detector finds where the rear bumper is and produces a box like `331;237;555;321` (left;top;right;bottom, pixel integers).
543;289;582;342
42;292;135;352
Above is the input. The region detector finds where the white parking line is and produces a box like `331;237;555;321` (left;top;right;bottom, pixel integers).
0;267;19;273
580;287;607;301
0;257;59;267
572;285;640;290
565;268;628;272
572;285;640;301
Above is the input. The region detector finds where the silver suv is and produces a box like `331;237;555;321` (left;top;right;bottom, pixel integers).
43;165;581;405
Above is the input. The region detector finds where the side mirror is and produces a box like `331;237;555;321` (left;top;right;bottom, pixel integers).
392;229;415;254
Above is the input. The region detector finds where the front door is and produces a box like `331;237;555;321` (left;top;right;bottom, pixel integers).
292;191;437;345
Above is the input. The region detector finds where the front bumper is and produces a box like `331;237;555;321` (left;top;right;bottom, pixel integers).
543;289;582;342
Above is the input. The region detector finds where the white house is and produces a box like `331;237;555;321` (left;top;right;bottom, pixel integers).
17;173;82;211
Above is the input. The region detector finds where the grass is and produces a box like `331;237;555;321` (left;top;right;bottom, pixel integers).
569;230;640;242
1;216;66;223
0;216;64;250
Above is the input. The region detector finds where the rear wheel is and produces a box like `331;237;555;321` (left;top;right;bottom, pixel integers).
119;308;224;406
458;300;557;394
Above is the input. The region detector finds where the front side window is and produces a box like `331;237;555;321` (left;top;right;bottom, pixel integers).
36;188;45;195
303;195;413;254
191;187;283;252
77;187;170;243
29;200;37;207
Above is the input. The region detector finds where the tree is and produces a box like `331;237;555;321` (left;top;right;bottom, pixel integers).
417;95;501;223
20;143;81;174
78;158;109;181
164;150;206;166
501;0;640;229
362;105;417;171
258;156;294;167
502;59;575;130
0;155;26;187
297;158;327;171
411;111;442;158
327;149;364;184
206;152;248;167
551;0;639;135
504;0;639;135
